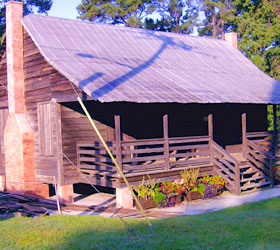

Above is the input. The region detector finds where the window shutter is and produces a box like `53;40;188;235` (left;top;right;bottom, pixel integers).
38;103;53;156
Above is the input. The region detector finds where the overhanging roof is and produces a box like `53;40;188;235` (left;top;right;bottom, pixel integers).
22;14;280;104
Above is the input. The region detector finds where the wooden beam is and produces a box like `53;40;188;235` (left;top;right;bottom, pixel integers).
242;113;247;159
163;114;170;171
273;104;277;134
208;114;213;165
53;100;64;185
234;162;240;195
114;115;122;177
272;104;277;186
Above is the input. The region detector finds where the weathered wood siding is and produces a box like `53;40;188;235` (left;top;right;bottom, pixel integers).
23;29;72;183
0;53;8;176
60;104;115;185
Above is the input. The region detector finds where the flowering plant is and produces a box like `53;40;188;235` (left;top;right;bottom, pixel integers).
192;175;227;199
274;165;280;176
132;176;156;200
160;180;184;197
200;175;227;189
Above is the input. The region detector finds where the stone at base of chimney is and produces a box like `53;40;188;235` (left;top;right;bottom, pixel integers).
0;176;5;191
4;114;49;198
5;183;49;199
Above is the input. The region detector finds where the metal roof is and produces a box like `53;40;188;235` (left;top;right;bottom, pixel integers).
22;14;280;104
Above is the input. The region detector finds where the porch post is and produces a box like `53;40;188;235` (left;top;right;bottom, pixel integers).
242;113;247;159
208;114;213;165
163;114;170;171
271;104;277;185
273;104;277;156
114;115;122;177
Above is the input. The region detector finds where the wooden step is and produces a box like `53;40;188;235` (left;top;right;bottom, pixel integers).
240;181;271;191
241;175;266;183
239;165;252;169
214;168;235;187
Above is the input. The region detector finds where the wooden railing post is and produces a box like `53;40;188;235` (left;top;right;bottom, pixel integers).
272;104;277;186
234;162;240;195
208;114;213;165
242;113;247;159
114;115;122;177
163;114;170;171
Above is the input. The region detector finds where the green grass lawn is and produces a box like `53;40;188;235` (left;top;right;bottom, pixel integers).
1;197;280;250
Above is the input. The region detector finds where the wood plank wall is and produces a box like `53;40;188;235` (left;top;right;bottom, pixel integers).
61;105;115;185
0;52;8;176
0;29;115;186
23;30;63;183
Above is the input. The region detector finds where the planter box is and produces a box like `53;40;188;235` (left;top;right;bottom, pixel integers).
135;197;157;210
275;175;280;185
167;195;182;207
185;191;202;202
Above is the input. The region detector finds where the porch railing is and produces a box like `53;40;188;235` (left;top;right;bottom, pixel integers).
77;135;211;178
211;141;240;194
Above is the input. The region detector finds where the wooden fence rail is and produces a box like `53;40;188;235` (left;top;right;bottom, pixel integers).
77;135;211;176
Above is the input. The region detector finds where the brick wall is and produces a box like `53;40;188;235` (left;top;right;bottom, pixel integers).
4;1;48;198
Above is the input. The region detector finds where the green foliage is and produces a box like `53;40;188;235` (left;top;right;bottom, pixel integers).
153;184;167;206
235;0;280;80
77;0;162;27
179;168;199;192
144;0;198;34
192;174;227;197
1;197;280;249
197;0;236;38
0;0;53;56
132;175;157;200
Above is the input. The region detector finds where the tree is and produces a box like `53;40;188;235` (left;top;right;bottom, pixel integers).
235;0;280;80
197;0;236;39
144;0;198;34
0;0;53;55
77;0;162;28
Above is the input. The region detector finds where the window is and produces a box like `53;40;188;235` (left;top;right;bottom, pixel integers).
38;102;53;156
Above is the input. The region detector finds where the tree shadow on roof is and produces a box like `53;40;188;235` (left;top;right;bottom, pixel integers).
77;30;193;100
270;78;280;104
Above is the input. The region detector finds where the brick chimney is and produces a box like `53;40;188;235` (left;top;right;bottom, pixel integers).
225;32;238;49
4;1;48;197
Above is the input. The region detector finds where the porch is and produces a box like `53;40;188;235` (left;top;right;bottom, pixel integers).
75;113;278;195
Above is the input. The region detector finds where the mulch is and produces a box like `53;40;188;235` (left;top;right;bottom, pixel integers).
0;191;58;217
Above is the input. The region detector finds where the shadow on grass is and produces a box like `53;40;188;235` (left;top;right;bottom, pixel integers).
0;197;280;250
54;198;280;250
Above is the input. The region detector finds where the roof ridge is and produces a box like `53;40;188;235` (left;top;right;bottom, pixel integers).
22;13;227;44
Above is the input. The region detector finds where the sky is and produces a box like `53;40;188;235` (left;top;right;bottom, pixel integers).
48;0;81;19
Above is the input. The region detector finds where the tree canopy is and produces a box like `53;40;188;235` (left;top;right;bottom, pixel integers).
0;0;53;55
144;0;198;34
236;0;280;80
77;0;279;80
77;0;162;27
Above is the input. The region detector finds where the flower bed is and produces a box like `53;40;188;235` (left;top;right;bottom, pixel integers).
132;170;228;209
274;166;280;185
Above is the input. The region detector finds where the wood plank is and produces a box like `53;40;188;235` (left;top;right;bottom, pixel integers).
170;150;209;159
114;115;122;175
122;154;164;163
213;159;235;179
121;147;164;155
169;144;209;152
163;114;170;171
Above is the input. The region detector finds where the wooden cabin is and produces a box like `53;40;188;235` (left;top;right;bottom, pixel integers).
1;1;280;207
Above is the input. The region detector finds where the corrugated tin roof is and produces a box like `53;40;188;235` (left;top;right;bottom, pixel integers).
22;14;280;104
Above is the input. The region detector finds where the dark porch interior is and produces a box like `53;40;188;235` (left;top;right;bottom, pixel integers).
62;101;268;146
